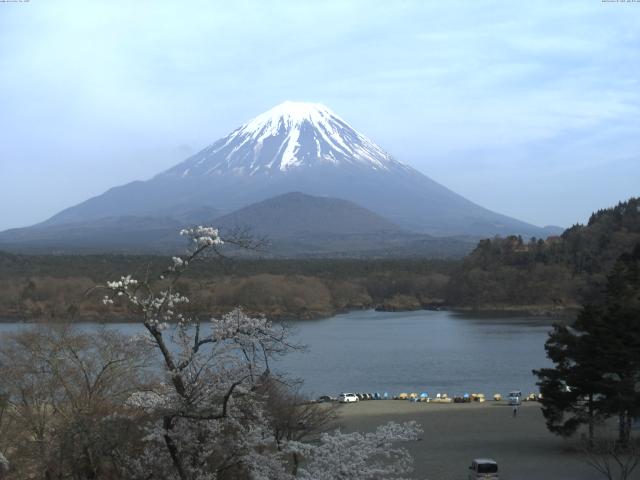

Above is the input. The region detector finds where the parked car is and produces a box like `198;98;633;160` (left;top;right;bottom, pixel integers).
338;393;359;403
317;395;333;403
468;458;499;479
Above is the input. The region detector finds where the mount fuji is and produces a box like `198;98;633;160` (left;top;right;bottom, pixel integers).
0;101;560;254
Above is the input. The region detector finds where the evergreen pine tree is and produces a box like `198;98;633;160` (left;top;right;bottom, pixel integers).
534;244;640;444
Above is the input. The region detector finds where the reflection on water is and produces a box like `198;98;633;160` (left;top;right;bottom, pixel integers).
1;309;556;398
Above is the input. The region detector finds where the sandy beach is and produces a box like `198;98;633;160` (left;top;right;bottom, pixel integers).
335;400;616;480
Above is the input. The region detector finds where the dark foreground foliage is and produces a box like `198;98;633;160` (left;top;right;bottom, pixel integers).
534;244;640;445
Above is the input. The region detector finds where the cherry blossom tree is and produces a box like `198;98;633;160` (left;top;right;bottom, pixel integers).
99;226;424;480
291;421;422;480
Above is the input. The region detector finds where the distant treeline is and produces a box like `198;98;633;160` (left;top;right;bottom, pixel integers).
0;254;456;320
2;197;639;321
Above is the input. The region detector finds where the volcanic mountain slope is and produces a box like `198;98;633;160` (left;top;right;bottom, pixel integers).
0;192;475;257
210;192;478;257
214;192;401;238
3;101;560;249
207;192;475;258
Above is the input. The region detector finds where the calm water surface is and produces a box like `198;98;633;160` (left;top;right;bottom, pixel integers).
275;309;554;397
0;310;554;398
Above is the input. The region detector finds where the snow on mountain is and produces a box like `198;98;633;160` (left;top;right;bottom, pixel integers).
162;101;410;177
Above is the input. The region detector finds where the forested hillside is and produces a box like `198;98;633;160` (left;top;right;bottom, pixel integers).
447;197;640;309
1;198;638;321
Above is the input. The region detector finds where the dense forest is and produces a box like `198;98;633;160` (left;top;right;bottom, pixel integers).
448;197;640;310
0;198;638;321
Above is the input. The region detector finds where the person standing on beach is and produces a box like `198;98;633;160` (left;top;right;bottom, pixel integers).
513;404;518;418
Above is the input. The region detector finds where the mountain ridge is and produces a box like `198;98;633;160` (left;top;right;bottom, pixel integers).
0;192;476;257
5;101;561;241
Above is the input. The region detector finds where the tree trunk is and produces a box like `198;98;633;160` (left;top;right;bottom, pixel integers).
618;410;631;446
163;416;189;480
292;452;300;476
82;445;97;480
588;394;594;446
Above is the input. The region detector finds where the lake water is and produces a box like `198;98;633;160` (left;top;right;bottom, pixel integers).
0;309;555;398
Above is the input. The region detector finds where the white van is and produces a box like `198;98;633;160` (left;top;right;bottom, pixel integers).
508;391;522;406
468;458;499;479
338;393;359;403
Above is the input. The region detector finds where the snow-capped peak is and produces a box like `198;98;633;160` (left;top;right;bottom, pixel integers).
164;101;410;177
243;101;337;133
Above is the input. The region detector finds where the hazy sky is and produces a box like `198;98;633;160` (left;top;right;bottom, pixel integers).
1;1;639;231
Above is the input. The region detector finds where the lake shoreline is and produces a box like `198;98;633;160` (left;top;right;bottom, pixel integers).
0;303;577;324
